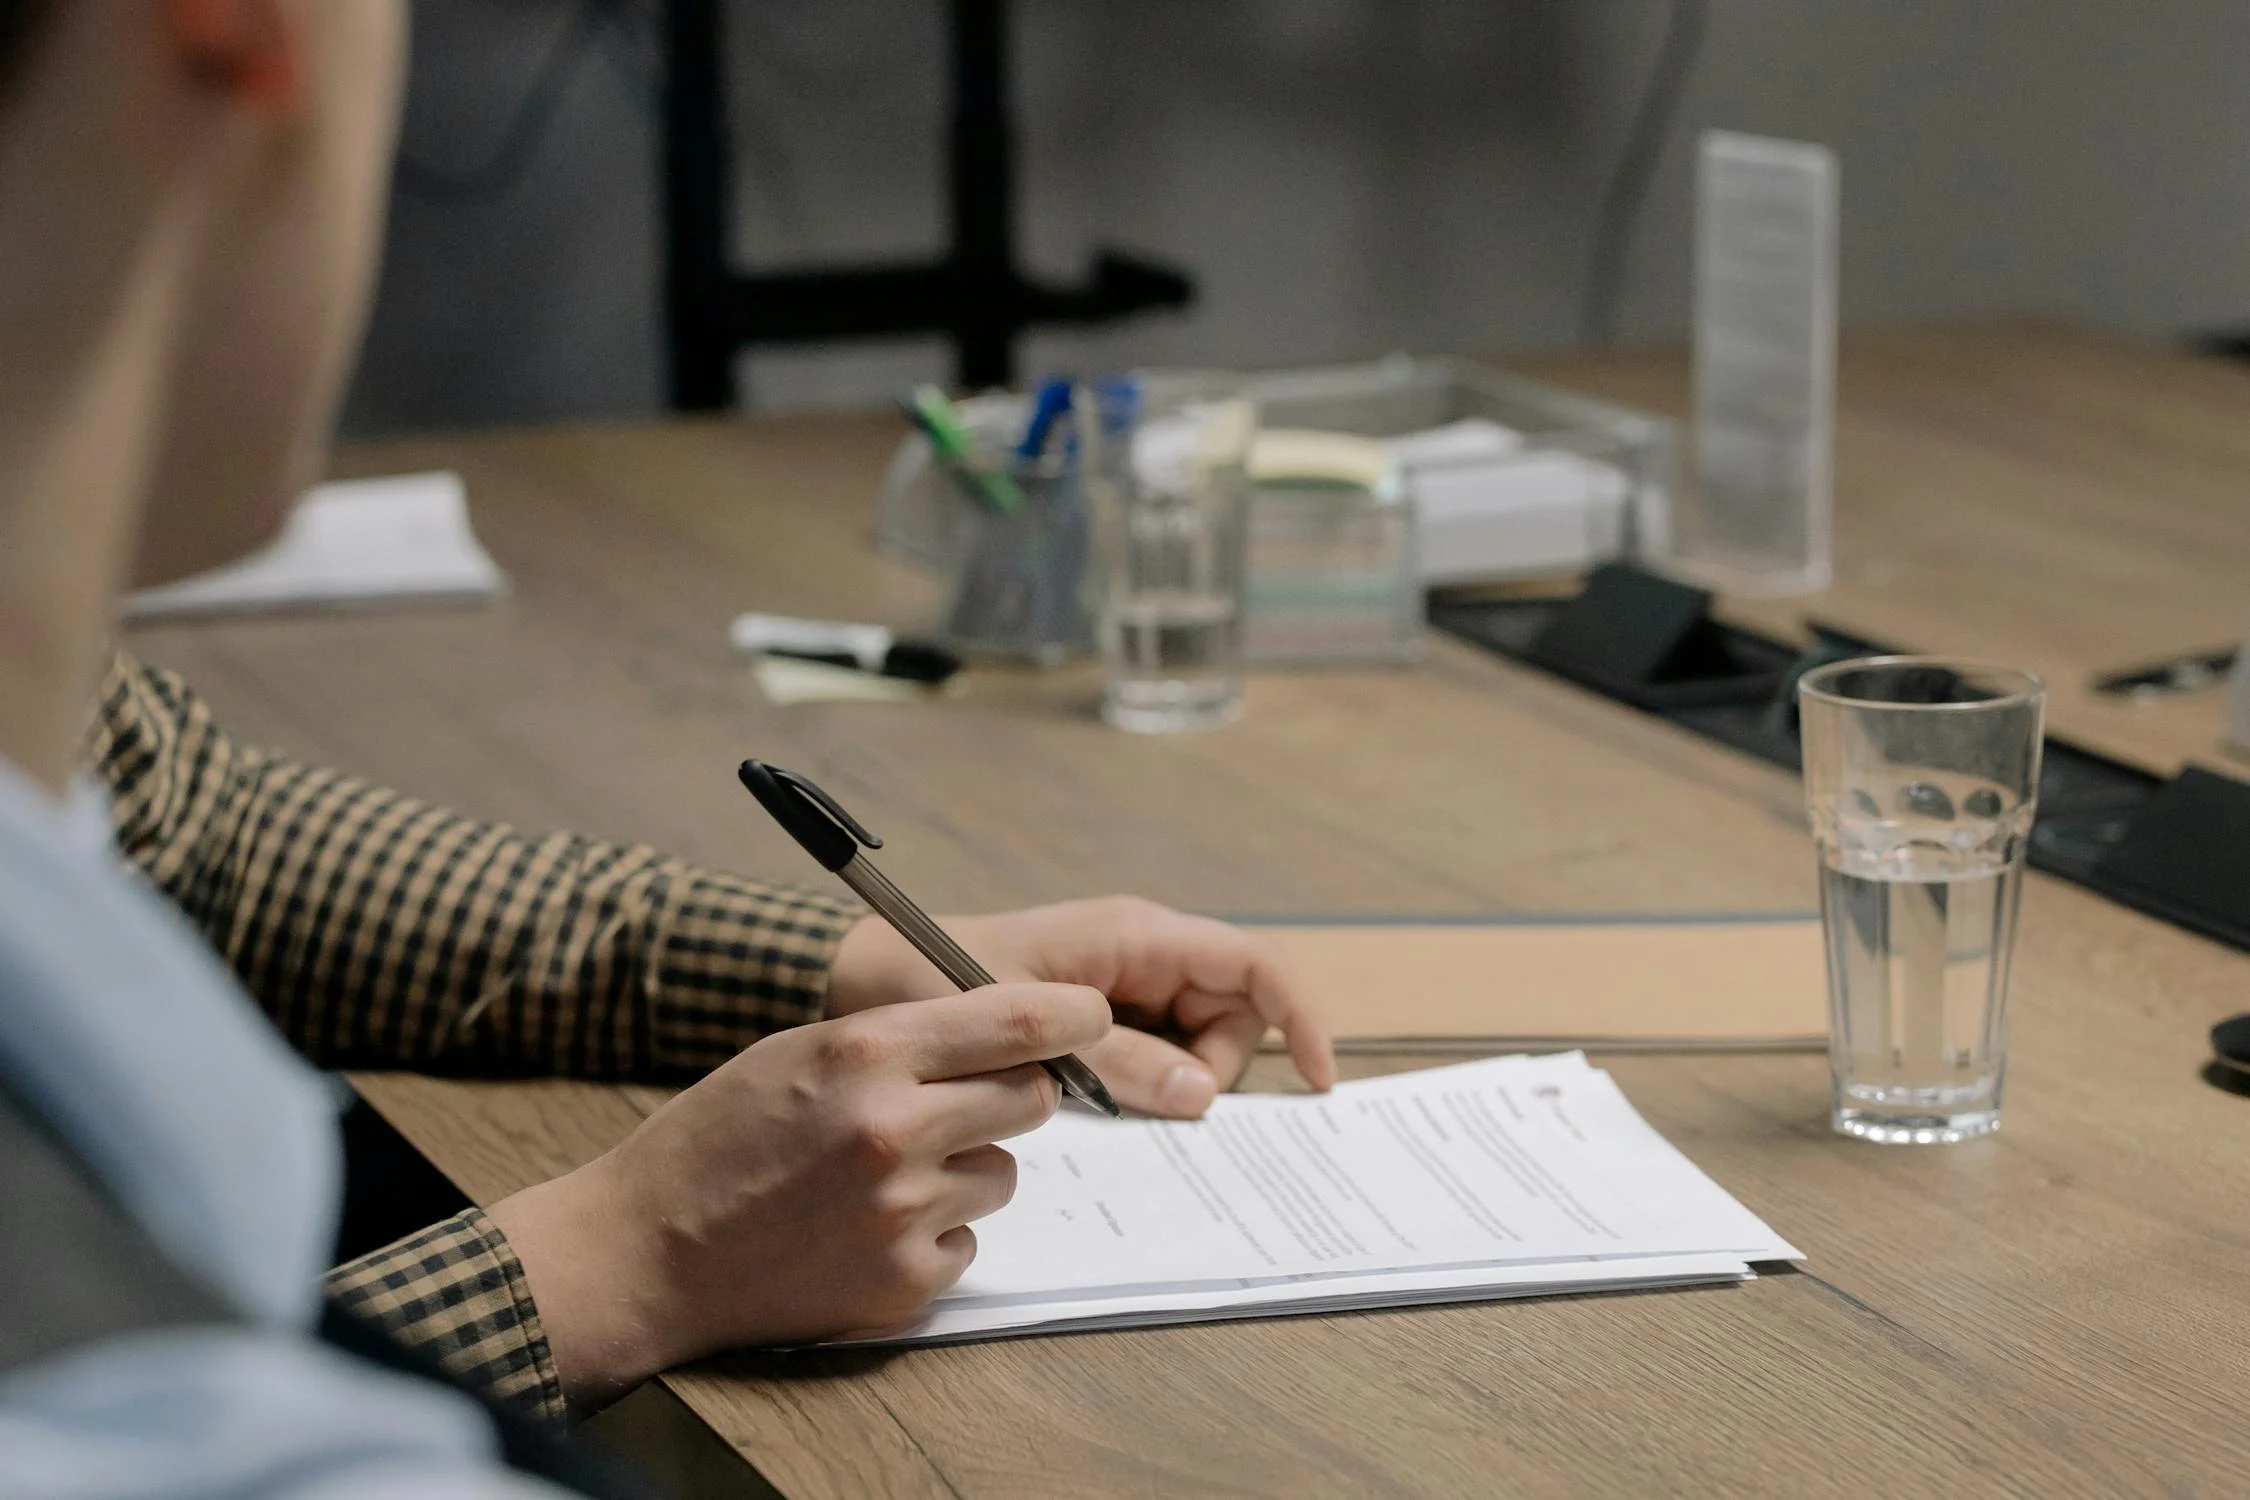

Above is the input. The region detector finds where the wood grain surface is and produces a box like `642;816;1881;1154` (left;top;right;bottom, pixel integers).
127;322;2250;1497
1516;318;2250;779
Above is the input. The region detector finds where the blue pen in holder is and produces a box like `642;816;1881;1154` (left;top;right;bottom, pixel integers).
940;438;1094;666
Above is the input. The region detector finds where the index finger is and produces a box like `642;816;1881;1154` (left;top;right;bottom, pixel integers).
873;982;1113;1082
1110;909;1337;1091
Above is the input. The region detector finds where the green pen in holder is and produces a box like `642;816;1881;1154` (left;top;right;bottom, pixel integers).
902;385;1090;666
938;442;1092;665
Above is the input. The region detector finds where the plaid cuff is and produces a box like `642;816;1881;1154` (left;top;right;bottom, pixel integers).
644;868;861;1074
325;1206;566;1432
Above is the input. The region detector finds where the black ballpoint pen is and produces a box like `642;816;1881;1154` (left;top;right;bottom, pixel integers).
738;759;1122;1118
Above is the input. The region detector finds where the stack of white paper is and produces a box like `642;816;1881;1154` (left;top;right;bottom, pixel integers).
124;471;505;620
1385;419;1633;585
850;1053;1799;1346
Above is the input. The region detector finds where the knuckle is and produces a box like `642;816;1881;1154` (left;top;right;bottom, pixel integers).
905;1233;974;1301
1095;894;1166;942
998;991;1061;1054
1015;1063;1061;1122
984;1146;1020;1206
1243;925;1288;970
1094;893;1153;924
867;1178;929;1235
845;1103;913;1174
885;1245;944;1305
821;1016;894;1074
1061;984;1112;1041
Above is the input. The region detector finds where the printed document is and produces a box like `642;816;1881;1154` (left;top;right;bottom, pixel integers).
850;1053;1798;1345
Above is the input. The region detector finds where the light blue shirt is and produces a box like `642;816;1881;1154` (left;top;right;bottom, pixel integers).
0;754;558;1498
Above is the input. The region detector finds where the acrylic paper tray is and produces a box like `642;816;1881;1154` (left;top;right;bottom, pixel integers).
872;357;1675;666
877;357;1671;566
1235;353;1675;572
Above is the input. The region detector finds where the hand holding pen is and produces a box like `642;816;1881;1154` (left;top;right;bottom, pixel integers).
744;761;1339;1118
742;760;1121;1114
481;762;1340;1389
490;938;1115;1390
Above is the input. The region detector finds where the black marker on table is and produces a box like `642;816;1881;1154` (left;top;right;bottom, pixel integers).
738;759;1121;1118
728;613;961;684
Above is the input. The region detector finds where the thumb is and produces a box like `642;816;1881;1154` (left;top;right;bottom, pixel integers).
1081;1027;1219;1118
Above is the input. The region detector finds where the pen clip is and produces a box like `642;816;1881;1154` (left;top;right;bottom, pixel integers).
738;760;884;872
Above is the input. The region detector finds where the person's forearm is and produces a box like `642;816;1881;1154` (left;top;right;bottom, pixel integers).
95;653;858;1078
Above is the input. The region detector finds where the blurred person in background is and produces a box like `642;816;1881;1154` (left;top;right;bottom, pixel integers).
0;3;1332;1493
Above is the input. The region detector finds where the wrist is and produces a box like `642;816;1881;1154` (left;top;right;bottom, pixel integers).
827;912;946;1016
485;1155;684;1413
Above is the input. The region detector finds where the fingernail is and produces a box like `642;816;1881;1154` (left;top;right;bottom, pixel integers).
1160;1063;1217;1116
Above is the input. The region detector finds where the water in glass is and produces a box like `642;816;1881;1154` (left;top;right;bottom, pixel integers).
1100;588;1241;732
1818;769;2030;1143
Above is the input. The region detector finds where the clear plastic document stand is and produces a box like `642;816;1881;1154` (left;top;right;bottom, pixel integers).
1671;130;1838;596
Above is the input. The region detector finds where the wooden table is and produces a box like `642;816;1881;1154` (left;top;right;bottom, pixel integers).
1521;319;2250;779
127;321;2250;1497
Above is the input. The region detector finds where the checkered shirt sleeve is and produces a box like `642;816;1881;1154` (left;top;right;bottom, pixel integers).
92;652;861;1078
94;652;865;1422
325;1208;568;1427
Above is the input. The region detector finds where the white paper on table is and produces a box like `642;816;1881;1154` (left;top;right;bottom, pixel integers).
1382;417;1523;468
751;656;935;706
124;471;505;620
840;1054;1797;1347
1332;1061;1796;1265
959;1058;1792;1301
1330;1051;1596;1093
1413;450;1631;584
860;1253;1752;1346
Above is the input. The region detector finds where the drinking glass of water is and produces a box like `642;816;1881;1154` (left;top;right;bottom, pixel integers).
1077;377;1257;732
1797;657;2045;1144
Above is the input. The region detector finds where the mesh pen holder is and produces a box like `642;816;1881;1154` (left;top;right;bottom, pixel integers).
940;449;1094;666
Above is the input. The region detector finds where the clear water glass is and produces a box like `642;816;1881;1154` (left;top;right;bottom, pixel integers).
1077;379;1256;733
1798;657;2046;1144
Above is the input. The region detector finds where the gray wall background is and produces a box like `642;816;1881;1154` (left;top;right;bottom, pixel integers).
342;0;2250;433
